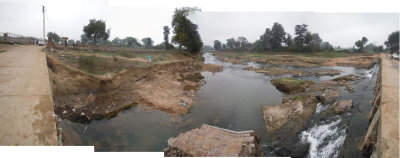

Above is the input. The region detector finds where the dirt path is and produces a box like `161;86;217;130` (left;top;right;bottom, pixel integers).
0;45;58;145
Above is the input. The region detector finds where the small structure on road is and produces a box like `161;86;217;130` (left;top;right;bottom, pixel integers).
164;124;262;157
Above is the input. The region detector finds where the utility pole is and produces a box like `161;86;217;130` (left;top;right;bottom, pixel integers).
42;5;45;45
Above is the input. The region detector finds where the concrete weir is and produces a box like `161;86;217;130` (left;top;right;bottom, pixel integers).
0;46;58;145
164;124;262;156
360;54;399;158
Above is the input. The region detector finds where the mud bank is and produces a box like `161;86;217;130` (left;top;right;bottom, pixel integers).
244;67;341;77
215;52;379;69
47;54;222;123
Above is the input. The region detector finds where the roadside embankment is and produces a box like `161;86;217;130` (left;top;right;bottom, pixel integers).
360;54;399;158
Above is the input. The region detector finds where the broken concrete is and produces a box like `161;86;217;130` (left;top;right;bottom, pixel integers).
164;124;262;157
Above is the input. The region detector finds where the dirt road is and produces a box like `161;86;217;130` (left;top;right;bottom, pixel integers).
0;45;58;145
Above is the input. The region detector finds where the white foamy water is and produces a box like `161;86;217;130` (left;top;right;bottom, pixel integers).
365;68;374;79
315;103;329;114
247;61;260;68
300;119;347;158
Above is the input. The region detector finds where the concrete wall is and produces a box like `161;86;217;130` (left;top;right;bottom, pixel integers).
360;55;399;158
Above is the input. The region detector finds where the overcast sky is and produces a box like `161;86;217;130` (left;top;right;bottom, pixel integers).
0;0;398;48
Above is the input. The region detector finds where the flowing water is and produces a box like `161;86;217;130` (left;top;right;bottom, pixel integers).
59;52;378;157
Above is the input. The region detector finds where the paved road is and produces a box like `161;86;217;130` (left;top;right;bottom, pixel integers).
0;45;57;145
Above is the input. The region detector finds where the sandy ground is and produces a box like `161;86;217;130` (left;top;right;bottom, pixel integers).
0;45;58;145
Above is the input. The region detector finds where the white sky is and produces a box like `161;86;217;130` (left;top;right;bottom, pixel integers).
0;0;399;48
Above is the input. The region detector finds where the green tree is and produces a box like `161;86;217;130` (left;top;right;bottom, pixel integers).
83;19;110;44
270;22;286;50
310;33;322;50
226;38;236;49
124;37;141;47
384;31;399;53
163;26;170;50
237;36;249;50
171;7;203;53
355;37;368;52
141;37;154;48
294;24;310;47
260;28;273;51
112;37;123;46
213;40;222;50
285;33;293;47
47;32;60;43
80;34;91;44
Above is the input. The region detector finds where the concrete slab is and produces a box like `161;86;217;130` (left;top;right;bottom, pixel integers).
0;45;57;145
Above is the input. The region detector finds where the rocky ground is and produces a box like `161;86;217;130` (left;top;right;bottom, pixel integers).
213;51;379;69
262;74;363;156
47;47;223;123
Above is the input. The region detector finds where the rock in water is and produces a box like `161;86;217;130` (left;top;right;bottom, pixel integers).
270;78;314;94
322;99;353;116
319;89;340;105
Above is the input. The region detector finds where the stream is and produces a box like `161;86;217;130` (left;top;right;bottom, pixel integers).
59;52;378;157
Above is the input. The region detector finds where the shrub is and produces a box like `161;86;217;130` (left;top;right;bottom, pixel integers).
79;56;97;66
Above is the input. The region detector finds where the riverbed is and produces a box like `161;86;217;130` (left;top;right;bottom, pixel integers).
59;52;377;157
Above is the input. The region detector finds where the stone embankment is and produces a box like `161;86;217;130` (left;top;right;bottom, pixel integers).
360;54;399;158
164;124;262;157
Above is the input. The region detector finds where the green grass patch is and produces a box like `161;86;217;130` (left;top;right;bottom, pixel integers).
79;56;98;66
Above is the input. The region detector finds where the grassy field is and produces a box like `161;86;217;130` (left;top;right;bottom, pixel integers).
47;46;193;76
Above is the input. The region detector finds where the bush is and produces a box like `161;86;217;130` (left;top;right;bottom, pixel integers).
119;48;133;58
79;56;97;66
119;51;133;58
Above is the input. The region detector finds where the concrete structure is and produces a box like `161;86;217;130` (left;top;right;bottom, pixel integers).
360;54;399;158
165;124;262;156
0;45;58;145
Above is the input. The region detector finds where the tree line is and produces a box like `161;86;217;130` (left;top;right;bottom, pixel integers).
47;7;203;54
213;23;398;53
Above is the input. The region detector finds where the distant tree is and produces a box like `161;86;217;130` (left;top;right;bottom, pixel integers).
202;45;214;51
47;32;60;43
124;37;141;47
260;28;273;51
321;42;333;52
226;38;236;49
270;22;286;50
67;39;75;45
83;19;110;43
237;36;249;50
222;43;227;49
384;31;399;53
294;24;311;47
355;37;368;52
285;33;293;47
171;7;203;53
80;34;91;44
310;33;322;50
163;26;170;50
141;37;154;48
111;37;123;46
213;40;222;50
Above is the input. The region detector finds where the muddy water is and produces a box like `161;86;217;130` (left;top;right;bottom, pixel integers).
59;52;378;157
